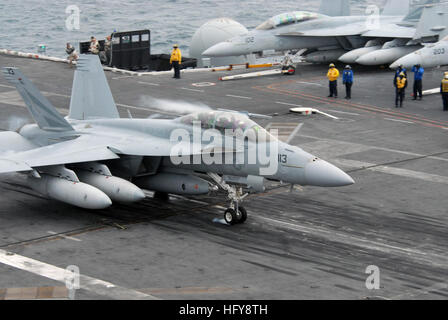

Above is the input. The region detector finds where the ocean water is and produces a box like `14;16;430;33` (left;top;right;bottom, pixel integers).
0;0;384;58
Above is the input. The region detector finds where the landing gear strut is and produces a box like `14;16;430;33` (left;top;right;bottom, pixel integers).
208;173;248;225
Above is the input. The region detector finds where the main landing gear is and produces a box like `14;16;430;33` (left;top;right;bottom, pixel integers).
208;173;248;225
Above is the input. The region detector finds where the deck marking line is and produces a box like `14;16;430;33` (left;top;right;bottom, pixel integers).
0;249;158;300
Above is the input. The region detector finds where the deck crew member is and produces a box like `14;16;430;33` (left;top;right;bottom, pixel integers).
395;72;407;108
170;44;182;79
412;64;424;100
89;36;100;55
342;65;354;99
65;42;78;67
440;74;448;111
394;65;407;85
327;63;340;98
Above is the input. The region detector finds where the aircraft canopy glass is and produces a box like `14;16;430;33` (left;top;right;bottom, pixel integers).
256;11;322;30
177;111;277;142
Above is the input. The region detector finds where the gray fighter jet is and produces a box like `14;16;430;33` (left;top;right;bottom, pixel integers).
0;55;354;225
202;0;411;61
391;3;448;68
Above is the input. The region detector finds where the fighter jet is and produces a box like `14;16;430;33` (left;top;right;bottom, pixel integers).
390;3;448;68
0;55;354;225
202;0;412;64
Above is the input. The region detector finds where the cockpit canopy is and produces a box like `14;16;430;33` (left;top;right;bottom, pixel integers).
256;11;324;31
176;111;277;142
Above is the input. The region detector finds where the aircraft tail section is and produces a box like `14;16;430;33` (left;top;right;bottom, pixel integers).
68;55;120;120
382;0;409;16
403;0;440;21
319;0;350;17
2;67;74;132
413;2;448;40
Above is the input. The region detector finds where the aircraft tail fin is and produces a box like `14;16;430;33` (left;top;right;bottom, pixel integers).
413;2;448;40
382;0;409;16
403;0;440;21
68;55;120;120
2;67;74;132
319;0;350;17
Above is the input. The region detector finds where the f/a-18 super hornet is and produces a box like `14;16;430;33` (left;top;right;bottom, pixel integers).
0;55;354;225
203;0;439;66
391;2;448;68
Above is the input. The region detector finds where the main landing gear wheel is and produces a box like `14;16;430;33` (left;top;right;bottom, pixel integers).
223;206;247;225
224;209;238;225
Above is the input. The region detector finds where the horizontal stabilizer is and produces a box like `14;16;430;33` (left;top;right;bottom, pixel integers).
2;68;74;132
69;55;120;120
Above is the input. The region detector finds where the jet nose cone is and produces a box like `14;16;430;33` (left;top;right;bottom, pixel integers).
202;42;240;57
305;159;355;187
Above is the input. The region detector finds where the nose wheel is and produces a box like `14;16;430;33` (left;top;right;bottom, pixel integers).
224;206;247;225
208;173;249;225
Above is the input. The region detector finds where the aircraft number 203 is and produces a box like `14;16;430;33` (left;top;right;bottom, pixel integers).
433;48;446;55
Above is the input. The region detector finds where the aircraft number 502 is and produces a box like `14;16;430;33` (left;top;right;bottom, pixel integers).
434;48;446;55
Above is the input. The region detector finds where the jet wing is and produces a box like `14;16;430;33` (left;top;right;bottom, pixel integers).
0;132;242;175
0;135;120;174
361;25;416;39
109;135;242;157
278;23;366;37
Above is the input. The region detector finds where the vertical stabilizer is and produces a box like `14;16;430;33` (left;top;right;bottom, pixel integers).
69;55;120;120
319;0;350;17
2;68;74;132
382;0;409;16
413;2;448;40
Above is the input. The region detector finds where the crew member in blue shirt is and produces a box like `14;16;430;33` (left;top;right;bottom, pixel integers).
412;64;424;100
342;65;354;99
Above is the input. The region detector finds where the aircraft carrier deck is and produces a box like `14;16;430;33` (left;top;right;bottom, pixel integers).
0;54;447;300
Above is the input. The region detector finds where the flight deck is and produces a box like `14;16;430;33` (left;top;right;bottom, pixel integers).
0;54;447;300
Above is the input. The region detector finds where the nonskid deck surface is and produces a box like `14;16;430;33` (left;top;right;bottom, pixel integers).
0;54;448;300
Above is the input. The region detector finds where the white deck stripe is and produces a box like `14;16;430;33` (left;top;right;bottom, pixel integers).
0;249;158;300
275;101;302;107
47;231;81;242
384;118;415;124
226;94;252;100
328;110;360;116
180;87;204;93
137;81;160;86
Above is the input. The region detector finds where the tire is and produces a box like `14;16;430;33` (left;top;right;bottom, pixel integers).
224;208;238;225
236;206;248;224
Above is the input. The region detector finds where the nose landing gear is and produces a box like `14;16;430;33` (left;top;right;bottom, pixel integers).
208;173;249;225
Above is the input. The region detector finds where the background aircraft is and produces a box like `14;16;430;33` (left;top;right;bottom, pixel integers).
391;2;448;68
203;0;440;66
0;55;354;225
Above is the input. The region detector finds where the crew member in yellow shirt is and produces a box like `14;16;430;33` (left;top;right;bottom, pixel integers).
395;72;408;108
327;63;340;98
170;44;182;79
440;73;448;111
